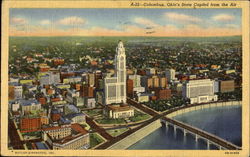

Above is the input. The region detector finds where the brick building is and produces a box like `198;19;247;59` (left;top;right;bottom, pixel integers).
219;80;235;93
82;85;94;97
154;88;171;100
20;117;41;132
126;79;133;96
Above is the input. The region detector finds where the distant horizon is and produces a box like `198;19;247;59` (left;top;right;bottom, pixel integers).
10;8;241;37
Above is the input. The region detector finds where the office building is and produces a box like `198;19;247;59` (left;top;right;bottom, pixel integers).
219;80;235;93
128;75;141;88
182;79;217;104
104;41;127;105
154;88;171;100
165;69;175;82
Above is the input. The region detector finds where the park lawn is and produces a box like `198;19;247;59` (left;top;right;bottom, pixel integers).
106;128;129;137
96;118;126;124
84;109;102;117
22;131;41;137
90;133;104;148
128;109;151;122
129;114;151;122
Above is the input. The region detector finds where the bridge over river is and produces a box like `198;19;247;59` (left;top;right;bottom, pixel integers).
161;117;241;150
96;98;241;150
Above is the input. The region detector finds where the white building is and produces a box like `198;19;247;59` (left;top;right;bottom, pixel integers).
128;75;141;88
146;68;156;75
40;74;50;86
182;79;218;104
133;87;145;93
165;69;175;82
17;99;42;115
136;93;149;103
67;76;82;84
66;113;86;124
105;105;134;119
9;77;19;83
84;98;96;108
39;72;60;86
66;89;80;103
73;97;84;107
50;71;61;84
14;85;23;99
10;101;20;111
104;41;127;105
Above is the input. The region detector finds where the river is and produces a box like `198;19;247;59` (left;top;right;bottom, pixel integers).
128;106;241;150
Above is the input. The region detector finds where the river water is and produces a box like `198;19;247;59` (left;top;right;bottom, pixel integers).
128;106;241;150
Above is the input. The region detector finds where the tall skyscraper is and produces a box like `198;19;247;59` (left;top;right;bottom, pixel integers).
104;41;127;105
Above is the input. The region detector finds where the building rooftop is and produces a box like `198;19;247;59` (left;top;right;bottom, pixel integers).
17;99;40;106
42;124;71;131
65;113;85;120
71;123;88;134
107;104;133;112
50;124;88;145
35;142;49;149
53;133;84;145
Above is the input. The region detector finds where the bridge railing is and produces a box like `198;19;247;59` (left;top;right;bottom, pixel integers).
162;117;241;150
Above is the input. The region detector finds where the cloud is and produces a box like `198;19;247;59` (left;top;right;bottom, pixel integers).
9;23;241;37
10;17;27;25
40;20;51;25
225;24;240;29
57;16;86;25
212;14;235;21
133;17;159;27
164;12;202;23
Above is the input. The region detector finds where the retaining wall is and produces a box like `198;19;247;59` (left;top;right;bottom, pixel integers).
167;101;242;118
107;119;161;149
107;101;241;149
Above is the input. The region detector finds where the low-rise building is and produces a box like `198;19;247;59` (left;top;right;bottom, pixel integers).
66;89;80;103
9;101;20;111
42;124;72;140
219;80;235;93
9;83;23;100
105;104;134;119
73;97;84;107
18;99;42;115
133;86;145;93
146;68;156;75
65;113;86;124
84;97;96;108
43;124;89;150
136;93;149;103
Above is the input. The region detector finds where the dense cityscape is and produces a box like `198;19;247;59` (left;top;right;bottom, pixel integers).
8;36;242;150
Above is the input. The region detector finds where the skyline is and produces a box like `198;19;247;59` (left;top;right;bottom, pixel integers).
10;8;241;37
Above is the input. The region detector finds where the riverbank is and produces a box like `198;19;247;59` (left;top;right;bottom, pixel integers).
167;101;241;118
107;119;161;149
106;101;241;149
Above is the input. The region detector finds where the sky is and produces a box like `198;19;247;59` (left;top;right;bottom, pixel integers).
9;8;242;37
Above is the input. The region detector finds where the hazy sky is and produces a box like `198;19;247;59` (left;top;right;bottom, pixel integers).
9;8;242;37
